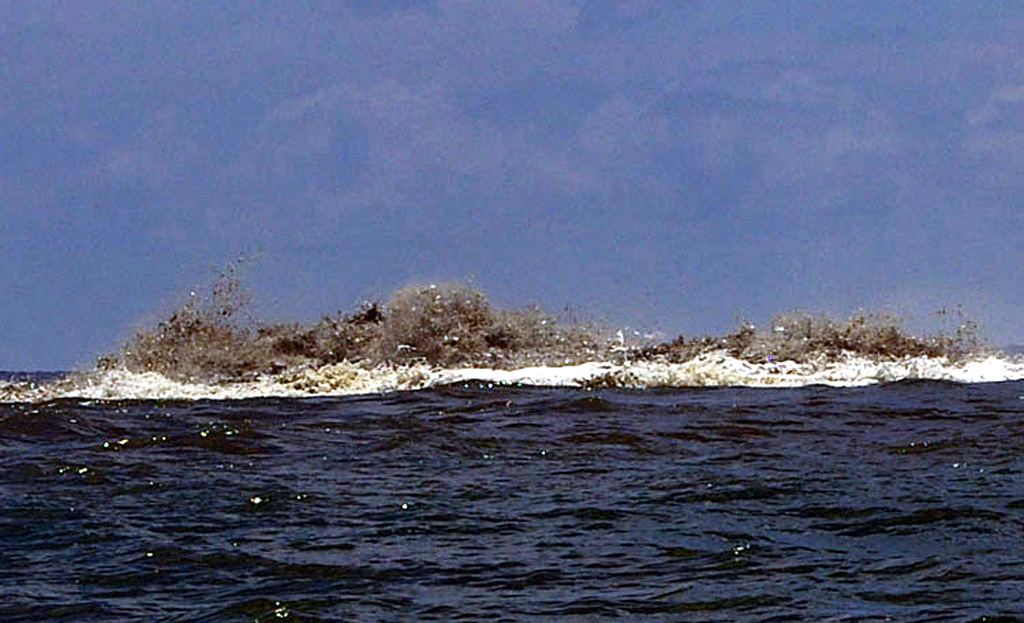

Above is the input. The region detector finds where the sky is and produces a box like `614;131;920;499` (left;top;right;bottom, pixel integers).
2;1;1023;370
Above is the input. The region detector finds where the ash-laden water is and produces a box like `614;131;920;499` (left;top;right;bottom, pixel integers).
3;273;1022;403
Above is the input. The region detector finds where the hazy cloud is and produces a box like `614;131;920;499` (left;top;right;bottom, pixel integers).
762;71;842;106
966;85;1024;126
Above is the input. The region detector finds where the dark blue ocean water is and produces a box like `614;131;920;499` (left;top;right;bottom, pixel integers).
2;377;1023;621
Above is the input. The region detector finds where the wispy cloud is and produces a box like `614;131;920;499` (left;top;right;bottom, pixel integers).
966;85;1024;126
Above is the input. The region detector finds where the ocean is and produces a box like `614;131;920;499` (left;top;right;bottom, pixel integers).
3;368;1023;622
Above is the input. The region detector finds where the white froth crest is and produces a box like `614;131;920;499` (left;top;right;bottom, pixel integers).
3;352;1024;403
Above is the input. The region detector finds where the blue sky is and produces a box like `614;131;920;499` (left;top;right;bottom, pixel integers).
3;1;1022;369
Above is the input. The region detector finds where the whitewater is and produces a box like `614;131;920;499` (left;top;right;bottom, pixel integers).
4;351;1024;403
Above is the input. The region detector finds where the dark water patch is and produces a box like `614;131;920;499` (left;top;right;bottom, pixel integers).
2;602;127;623
0;370;69;383
812;506;1007;537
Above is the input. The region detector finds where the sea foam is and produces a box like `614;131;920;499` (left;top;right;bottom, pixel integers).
4;352;1023;403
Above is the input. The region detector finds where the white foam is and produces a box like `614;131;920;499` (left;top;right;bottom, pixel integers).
3;352;1024;403
431;352;1024;388
0;363;437;402
1;370;287;402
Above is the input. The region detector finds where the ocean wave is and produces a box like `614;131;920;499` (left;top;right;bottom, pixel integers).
4;352;1023;403
5;271;1013;403
95;269;985;382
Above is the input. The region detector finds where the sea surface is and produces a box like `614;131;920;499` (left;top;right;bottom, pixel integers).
2;373;1024;621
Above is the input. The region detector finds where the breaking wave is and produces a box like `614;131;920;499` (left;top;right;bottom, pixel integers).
4;270;1022;402
3;353;1024;403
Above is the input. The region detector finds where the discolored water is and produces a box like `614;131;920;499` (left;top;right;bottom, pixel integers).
2;378;1023;621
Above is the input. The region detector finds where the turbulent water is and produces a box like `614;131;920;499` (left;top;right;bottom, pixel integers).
3;369;1024;622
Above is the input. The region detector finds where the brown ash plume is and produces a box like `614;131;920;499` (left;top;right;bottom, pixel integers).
105;278;619;382
103;270;987;384
640;311;984;364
